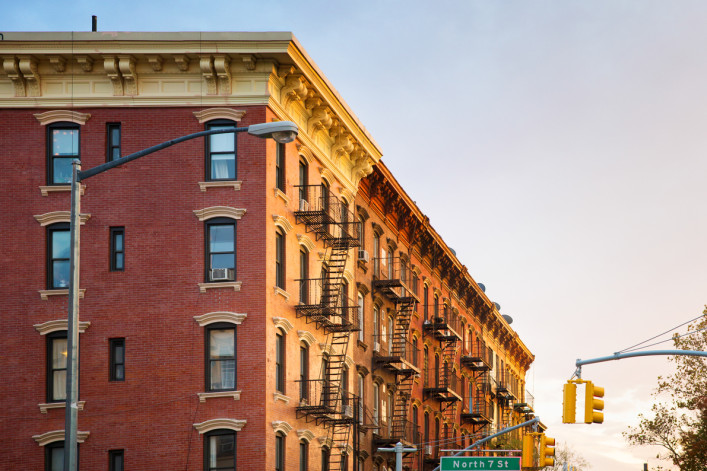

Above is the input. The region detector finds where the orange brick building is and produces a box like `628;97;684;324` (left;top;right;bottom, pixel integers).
0;32;534;470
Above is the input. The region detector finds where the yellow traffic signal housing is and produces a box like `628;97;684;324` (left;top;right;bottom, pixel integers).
540;434;556;467
563;381;577;423
521;433;535;467
584;381;605;424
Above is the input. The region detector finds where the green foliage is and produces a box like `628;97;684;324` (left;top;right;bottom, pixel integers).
624;308;707;471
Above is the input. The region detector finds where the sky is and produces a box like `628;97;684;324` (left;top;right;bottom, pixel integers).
5;1;707;469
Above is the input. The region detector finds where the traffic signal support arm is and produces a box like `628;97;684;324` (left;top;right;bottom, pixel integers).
574;349;707;378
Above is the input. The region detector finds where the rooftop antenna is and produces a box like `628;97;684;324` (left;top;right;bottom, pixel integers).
92;15;97;32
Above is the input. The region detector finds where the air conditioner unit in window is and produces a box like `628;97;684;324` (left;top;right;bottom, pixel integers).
425;445;434;456
358;249;369;263
299;199;309;211
373;341;381;352
210;268;235;281
343;404;353;418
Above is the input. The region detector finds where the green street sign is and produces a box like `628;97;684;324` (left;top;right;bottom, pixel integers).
440;457;521;470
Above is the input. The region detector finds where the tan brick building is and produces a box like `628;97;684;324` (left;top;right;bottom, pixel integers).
0;32;534;470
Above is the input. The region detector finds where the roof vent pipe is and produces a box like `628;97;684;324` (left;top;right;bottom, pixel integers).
92;15;97;32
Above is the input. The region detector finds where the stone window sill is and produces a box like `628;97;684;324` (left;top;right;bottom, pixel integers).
39;184;85;197
39;401;85;414
274;392;290;404
39;289;86;300
198;181;242;192
198;391;242;403
198;281;242;293
274;286;290;300
274;188;290;204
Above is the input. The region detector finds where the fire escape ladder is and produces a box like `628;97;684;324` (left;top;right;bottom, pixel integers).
390;297;415;357
294;187;361;471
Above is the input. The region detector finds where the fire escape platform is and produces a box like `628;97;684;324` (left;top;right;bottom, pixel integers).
373;355;421;376
422;387;462;403
422;320;462;342
460;355;491;371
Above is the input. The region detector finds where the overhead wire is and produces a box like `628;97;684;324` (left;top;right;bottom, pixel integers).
617;313;706;354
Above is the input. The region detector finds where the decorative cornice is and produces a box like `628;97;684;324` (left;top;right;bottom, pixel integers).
297;330;316;346
193;418;247;434
33;430;89;446
193;108;246;124
193;206;246;221
272;317;294;334
34;211;90;226
34;110;91;125
297;429;315;443
34;320;90;335
272;215;293;233
296;234;315;252
193;312;247;326
271;421;293;435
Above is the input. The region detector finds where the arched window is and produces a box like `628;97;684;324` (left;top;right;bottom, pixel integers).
372;382;380;425
321;446;330;471
205;119;237;181
298;158;309;206
299;342;309;402
47;330;67;402
373;305;380;349
423;285;429;322
275;432;286;471
47;122;80;184
373;232;380;276
423;346;429;387
357;293;364;342
275;142;286;192
358;373;365;422
299;248;309;303
275;228;286;289
206;217;236;282
206;323;237;391
433;294;439;319
299;440;309;471
275;329;286;394
47;222;70;289
204;429;236;471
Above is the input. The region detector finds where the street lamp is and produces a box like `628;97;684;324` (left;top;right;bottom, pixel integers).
64;120;298;471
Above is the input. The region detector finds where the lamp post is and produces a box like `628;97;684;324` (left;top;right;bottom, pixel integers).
63;120;298;470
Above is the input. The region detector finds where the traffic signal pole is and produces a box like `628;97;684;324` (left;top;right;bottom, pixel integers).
430;417;541;471
574;349;707;378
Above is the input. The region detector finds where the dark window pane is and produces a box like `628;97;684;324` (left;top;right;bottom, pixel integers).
209;131;235;152
52;129;79;155
50;446;64;471
210;225;235;252
52;260;70;288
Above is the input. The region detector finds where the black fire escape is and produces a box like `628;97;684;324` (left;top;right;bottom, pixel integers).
294;184;360;471
460;338;492;437
422;301;463;455
371;256;421;452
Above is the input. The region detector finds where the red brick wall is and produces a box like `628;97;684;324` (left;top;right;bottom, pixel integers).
0;106;276;469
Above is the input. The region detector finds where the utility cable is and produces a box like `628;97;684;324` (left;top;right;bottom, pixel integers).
621;326;707;353
617;313;705;354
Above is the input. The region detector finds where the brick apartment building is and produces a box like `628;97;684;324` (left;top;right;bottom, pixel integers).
0;32;535;470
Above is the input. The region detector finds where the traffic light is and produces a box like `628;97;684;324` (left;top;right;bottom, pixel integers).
540;434;555;467
562;381;577;423
584;381;605;424
521;433;535;467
